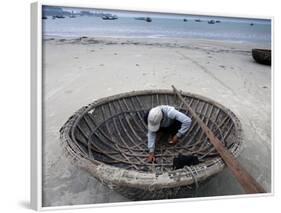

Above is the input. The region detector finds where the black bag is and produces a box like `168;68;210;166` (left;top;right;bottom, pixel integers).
172;154;200;170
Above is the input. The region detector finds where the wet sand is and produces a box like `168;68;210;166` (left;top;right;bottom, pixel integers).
42;37;271;206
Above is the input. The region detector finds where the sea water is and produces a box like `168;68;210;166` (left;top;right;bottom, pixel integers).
42;10;271;45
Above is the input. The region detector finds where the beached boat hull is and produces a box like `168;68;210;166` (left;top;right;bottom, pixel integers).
60;90;242;200
252;49;271;65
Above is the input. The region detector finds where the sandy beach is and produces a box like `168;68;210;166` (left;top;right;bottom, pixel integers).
42;37;271;206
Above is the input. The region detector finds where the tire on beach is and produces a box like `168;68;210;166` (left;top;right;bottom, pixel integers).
59;89;243;200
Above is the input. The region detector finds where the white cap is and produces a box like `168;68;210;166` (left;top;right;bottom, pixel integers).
148;106;163;132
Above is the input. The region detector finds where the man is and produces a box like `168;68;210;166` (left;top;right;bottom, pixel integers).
144;105;192;163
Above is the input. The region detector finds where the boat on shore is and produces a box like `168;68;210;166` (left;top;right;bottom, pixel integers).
60;89;242;200
252;49;271;65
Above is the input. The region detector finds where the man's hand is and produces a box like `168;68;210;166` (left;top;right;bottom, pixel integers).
169;135;179;145
147;153;156;163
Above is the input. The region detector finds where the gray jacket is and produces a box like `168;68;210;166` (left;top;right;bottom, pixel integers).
147;105;192;153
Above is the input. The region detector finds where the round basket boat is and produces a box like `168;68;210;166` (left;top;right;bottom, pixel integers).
252;49;271;65
60;90;242;200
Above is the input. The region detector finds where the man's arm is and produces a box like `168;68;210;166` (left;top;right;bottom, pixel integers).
170;109;192;138
147;131;156;162
147;131;156;153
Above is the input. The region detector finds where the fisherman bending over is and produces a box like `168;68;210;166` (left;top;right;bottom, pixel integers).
144;105;192;163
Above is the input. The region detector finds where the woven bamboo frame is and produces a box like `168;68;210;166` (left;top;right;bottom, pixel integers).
59;89;243;200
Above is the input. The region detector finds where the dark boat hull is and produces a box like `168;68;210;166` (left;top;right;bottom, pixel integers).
252;49;271;65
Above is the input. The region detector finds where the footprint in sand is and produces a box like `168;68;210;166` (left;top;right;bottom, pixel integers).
99;64;104;66
219;65;226;69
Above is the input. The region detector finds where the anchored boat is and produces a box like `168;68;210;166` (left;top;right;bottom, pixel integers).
60;90;242;200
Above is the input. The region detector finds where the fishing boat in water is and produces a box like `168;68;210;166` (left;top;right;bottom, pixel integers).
60;89;242;200
135;17;152;22
208;20;215;24
55;15;65;19
102;15;118;20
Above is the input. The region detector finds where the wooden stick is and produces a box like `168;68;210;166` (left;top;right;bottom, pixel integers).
172;85;266;194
